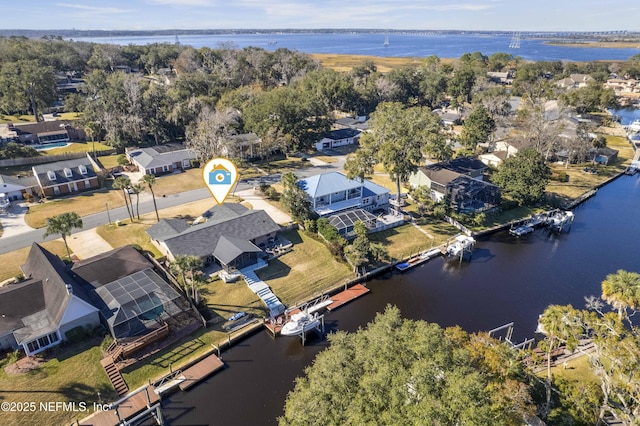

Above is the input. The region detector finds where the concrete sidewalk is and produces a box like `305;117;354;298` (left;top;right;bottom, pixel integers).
235;189;292;225
67;228;113;259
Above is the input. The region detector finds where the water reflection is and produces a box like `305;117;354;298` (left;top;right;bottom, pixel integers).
156;175;640;426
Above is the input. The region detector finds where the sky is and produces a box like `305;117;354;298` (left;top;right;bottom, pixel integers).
4;0;640;32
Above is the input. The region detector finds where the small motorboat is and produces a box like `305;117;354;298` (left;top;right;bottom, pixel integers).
510;225;534;237
280;311;320;336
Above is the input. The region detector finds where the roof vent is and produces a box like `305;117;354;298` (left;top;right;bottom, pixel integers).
65;283;73;295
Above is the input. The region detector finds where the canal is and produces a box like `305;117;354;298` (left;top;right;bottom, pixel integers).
158;174;640;426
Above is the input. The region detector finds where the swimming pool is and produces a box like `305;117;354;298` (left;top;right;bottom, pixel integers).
34;142;71;150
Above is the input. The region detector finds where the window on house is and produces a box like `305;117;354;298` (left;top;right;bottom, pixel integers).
163;165;169;172
78;165;88;175
63;168;73;178
27;341;39;353
47;170;56;181
84;180;90;188
53;186;60;195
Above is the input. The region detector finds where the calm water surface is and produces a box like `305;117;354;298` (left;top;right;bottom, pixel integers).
156;175;640;425
71;33;640;62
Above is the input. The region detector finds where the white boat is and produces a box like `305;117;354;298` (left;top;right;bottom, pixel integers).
281;311;320;336
627;119;640;132
446;235;476;257
510;225;534;237
547;210;574;232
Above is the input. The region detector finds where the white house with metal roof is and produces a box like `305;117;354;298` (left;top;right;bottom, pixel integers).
298;172;389;217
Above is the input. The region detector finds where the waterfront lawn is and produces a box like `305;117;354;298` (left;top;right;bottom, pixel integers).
0;241;68;282
0;341;117;426
369;223;434;261
256;230;355;307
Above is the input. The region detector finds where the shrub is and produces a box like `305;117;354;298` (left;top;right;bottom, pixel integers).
117;154;130;166
303;219;317;233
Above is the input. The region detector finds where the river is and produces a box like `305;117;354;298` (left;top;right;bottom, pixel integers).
70;33;640;62
152;174;640;425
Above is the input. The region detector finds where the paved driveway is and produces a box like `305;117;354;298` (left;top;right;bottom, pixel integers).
67;228;113;259
235;189;292;225
0;202;34;238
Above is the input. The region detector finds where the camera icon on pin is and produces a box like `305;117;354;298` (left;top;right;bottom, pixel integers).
209;166;232;185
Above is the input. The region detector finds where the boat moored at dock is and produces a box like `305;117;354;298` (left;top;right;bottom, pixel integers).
280;311;321;336
509;224;534;237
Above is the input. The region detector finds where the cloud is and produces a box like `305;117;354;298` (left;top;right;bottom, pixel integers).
56;3;131;14
146;0;216;6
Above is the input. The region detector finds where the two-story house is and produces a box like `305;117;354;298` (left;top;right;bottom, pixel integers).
298;172;389;217
32;157;100;197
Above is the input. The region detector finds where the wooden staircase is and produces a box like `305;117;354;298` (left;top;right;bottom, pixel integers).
100;356;129;396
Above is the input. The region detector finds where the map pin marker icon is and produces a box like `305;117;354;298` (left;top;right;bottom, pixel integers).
202;158;239;204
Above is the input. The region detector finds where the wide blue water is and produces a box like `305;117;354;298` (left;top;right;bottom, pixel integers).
70;32;640;62
152;174;640;425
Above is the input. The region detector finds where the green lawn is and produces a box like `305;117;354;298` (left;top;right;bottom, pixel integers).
0;114;36;123
369;223;436;260
256;230;355;307
97;154;121;169
96;220;162;258
42;141;112;156
0;341;118;426
24;189;126;229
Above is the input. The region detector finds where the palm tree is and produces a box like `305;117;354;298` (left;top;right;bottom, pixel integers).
129;183;144;220
142;174;160;222
538;304;580;420
113;176;133;221
43;212;83;259
172;255;204;302
602;269;640;321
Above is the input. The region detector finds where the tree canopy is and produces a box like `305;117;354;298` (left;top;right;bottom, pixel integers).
281;305;535;426
491;148;551;206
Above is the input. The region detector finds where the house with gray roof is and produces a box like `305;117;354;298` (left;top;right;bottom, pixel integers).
32;156;100;197
298;172;390;217
127;144;197;175
409;165;501;213
146;203;281;271
0;243;100;356
0;174;39;201
9;120;85;145
315;128;361;151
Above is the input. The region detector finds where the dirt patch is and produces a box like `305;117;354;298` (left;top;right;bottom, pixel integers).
4;356;45;375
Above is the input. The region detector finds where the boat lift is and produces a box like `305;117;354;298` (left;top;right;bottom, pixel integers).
488;322;535;351
299;314;325;346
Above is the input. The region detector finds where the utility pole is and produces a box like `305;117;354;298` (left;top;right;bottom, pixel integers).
105;203;111;224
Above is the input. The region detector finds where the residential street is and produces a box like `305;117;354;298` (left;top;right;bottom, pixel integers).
0;155;346;255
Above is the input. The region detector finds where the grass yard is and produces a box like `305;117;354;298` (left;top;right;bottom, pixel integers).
152;168;207;195
0;341;118;426
547;355;600;385
24;189;126;229
42;141;112;156
256;230;355;307
0;114;36;123
0;240;67;282
97;154;121;169
311;53;455;73
96;221;161;258
369;223;436;260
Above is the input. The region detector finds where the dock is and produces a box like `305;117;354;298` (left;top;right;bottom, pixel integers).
327;284;370;311
79;386;161;426
178;353;224;391
395;248;442;272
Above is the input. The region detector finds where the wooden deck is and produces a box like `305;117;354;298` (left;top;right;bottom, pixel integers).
79;386;159;426
327;284;370;311
178;353;224;391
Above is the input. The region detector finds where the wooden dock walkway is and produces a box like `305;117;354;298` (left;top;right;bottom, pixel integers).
178;353;224;391
79;386;159;426
327;284;370;311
